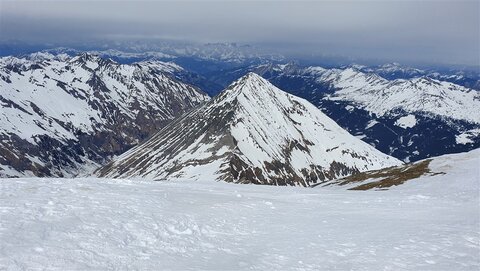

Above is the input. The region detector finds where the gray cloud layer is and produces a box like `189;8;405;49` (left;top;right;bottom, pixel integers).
1;0;478;65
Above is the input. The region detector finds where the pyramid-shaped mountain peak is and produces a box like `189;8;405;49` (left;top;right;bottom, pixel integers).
213;72;287;110
98;74;401;186
219;72;273;97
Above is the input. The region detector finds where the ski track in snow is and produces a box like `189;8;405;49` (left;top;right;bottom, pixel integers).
0;150;479;270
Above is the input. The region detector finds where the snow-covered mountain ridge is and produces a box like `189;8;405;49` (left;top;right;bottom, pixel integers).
98;73;401;186
351;62;480;90
311;67;480;124
0;53;209;177
40;43;284;64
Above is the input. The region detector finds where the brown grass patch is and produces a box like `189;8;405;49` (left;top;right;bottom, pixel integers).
318;159;445;190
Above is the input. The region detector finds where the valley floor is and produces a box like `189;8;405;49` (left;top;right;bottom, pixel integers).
0;151;479;270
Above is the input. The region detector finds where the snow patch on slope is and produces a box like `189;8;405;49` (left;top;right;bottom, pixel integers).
395;115;417;129
365;119;379;129
456;129;480;144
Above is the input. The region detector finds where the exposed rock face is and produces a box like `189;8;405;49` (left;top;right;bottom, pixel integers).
0;53;210;177
98;73;401;186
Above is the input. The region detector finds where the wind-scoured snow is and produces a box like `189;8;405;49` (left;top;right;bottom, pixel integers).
1;149;478;270
98;73;401;186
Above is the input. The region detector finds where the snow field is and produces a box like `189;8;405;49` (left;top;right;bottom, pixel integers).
1;150;478;270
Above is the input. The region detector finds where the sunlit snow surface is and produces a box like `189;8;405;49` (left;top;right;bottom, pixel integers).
1;150;479;270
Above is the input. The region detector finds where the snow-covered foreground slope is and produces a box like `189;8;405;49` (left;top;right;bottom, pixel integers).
1;150;478;270
98;73;400;186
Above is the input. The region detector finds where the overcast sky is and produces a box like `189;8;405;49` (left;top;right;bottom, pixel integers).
1;0;478;66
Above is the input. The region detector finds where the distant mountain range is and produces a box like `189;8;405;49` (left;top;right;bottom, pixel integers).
1;50;478;180
98;73;401;185
11;46;477;93
0;52;209;177
1;41;285;63
349;62;480;90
